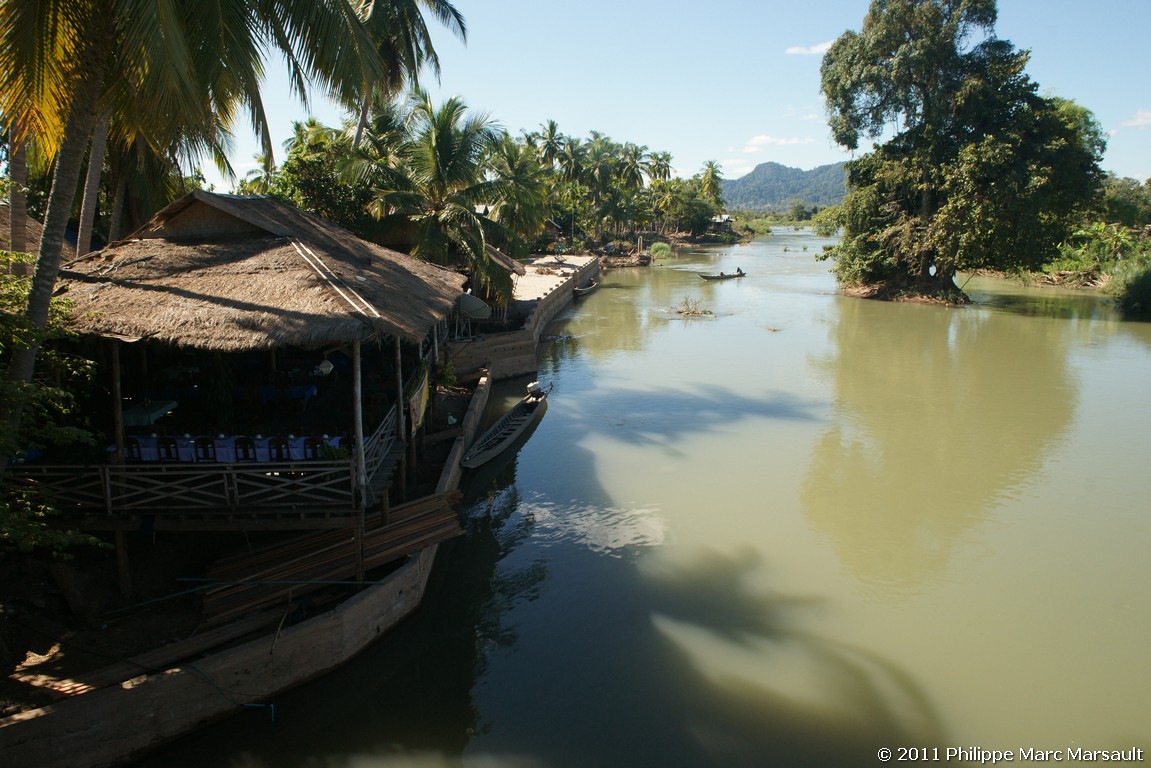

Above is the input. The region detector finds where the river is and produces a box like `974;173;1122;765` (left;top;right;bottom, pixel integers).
137;229;1151;767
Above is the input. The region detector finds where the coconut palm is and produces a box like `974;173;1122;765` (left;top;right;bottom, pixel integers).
238;153;277;195
486;135;549;256
555;136;586;186
618;142;649;191
535;120;565;169
368;90;512;302
700;160;724;205
350;0;466;147
648;151;673;183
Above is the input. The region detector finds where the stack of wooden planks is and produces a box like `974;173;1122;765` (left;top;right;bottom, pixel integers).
201;491;462;626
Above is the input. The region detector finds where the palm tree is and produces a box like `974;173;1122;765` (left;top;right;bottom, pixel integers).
618;142;649;191
536;120;565;169
555;136;586;186
700;160;724;206
486;135;549;257
238;153;277;194
351;0;467;147
648;151;673;183
368;91;513;302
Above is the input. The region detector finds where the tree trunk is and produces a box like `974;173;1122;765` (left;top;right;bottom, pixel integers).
353;93;373;149
7;138;28;253
0;52;104;477
76;108;112;258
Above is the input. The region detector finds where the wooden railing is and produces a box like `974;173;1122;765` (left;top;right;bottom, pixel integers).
363;404;397;484
7;461;358;529
4;360;445;530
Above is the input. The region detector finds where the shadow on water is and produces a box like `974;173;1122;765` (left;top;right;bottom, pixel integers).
453;486;946;768
559;383;821;452
801;294;1078;591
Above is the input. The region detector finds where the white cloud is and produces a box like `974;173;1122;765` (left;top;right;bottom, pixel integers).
743;134;816;152
785;40;834;55
1120;109;1151;128
784;104;822;122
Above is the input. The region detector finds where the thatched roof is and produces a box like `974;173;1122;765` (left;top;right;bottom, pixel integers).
59;191;465;351
0;202;56;257
485;244;526;276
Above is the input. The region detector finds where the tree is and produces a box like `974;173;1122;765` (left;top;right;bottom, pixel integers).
350;0;467;147
700;161;724;206
366;91;513;302
820;0;1102;298
1100;174;1151;228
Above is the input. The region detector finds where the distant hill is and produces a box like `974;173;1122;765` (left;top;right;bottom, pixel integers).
721;161;847;211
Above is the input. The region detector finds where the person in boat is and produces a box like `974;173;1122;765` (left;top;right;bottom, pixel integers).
719;271;725;277
735;267;744;275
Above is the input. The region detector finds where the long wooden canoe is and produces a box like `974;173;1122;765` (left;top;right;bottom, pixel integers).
699;271;747;281
460;382;552;468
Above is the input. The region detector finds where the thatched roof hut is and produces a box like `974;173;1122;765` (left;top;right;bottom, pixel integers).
59;191;465;351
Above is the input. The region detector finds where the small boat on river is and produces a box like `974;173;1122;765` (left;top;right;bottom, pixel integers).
700;270;747;281
461;381;553;468
573;277;599;296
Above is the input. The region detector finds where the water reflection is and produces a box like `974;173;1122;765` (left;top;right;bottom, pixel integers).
802;294;1078;592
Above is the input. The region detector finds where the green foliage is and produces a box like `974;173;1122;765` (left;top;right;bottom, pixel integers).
1;492;107;557
2;251;101;557
1106;254;1151;316
811;205;842;236
272;123;378;237
438;359;458;387
649;242;671;258
1052;223;1151;314
732;215;774;236
1099;175;1151;227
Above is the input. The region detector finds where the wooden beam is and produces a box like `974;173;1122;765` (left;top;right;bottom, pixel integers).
353;339;368;581
394;337;406;500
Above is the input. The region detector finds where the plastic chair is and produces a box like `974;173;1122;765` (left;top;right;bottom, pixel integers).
233;436;257;462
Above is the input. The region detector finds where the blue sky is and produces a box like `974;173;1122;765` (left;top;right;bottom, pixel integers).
207;0;1150;190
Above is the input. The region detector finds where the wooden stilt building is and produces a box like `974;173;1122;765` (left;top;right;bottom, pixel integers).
6;190;468;601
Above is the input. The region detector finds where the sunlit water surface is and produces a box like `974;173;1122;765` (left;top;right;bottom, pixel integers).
138;230;1151;768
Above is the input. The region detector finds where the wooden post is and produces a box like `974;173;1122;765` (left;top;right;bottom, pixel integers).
352;339;367;582
394;337;407;499
352;339;368;503
110;340;125;464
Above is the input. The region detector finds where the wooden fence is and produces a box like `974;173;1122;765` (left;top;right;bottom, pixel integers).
6;405;407;531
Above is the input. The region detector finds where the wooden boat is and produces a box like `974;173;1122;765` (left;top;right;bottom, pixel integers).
461;381;553;468
699;271;747;281
573;277;599;296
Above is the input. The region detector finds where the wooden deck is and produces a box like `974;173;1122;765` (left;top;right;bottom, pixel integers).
6;407;403;531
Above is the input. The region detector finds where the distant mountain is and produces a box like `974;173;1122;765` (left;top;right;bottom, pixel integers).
721;161;847;211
